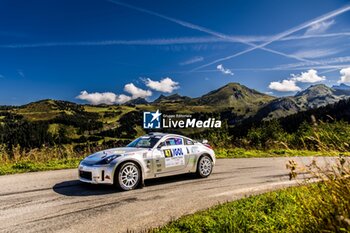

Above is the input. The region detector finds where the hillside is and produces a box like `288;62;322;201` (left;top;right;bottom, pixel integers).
1;82;350;151
153;93;192;104
254;84;350;120
191;83;275;114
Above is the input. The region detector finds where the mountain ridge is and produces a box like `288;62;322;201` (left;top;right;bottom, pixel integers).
2;82;350;122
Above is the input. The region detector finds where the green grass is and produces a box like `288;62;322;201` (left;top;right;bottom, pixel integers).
153;181;350;233
215;148;350;158
0;157;82;175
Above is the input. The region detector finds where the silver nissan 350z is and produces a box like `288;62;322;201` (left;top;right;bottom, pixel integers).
78;132;216;191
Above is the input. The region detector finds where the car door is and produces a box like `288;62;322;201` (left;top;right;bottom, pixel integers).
153;137;188;175
183;138;197;168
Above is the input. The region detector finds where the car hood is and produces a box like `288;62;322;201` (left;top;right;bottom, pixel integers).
82;147;148;164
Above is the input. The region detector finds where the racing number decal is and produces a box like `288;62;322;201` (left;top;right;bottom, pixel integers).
164;149;172;157
163;147;185;168
163;148;184;157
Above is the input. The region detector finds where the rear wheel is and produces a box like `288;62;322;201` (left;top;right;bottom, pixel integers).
196;155;213;178
115;162;141;191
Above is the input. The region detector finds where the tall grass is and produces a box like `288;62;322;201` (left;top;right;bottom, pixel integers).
0;144;96;175
273;117;350;231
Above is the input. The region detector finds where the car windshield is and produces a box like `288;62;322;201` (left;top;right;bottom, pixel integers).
127;136;161;148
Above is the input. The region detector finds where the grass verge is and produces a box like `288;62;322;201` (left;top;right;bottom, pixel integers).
153;180;350;233
0;158;82;175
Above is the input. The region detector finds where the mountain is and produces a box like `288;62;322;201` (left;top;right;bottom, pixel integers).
125;97;148;105
4;83;349;125
153;93;191;104
332;83;350;91
191;83;275;115
332;83;350;96
254;84;350;120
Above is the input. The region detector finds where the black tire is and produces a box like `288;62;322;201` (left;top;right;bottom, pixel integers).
115;162;141;191
196;155;213;178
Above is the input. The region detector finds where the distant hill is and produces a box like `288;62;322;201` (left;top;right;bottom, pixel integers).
278;97;350;133
332;83;350;91
2;82;350;150
153;93;191;104
125;97;148;105
193;82;274;105
4;82;350;123
252;84;350;121
150;83;275;117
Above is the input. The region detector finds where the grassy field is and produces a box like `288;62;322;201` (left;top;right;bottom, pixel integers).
153;177;350;233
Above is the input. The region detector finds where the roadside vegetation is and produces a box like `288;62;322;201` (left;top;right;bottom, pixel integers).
153;177;350;232
153;118;350;232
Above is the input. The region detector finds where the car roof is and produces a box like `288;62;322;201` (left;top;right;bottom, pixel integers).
146;132;191;139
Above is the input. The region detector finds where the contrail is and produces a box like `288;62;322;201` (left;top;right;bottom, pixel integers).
105;0;316;65
194;4;350;70
0;37;224;48
1;32;349;49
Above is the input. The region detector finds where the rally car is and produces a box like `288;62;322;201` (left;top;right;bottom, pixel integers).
78;133;215;191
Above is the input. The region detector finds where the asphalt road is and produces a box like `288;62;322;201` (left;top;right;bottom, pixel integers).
0;157;338;233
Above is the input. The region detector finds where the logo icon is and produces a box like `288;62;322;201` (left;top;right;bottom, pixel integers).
143;109;162;129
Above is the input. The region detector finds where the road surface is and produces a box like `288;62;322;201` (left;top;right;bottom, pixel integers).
0;157;337;233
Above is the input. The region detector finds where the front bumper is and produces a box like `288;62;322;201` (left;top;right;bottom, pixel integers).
78;164;114;185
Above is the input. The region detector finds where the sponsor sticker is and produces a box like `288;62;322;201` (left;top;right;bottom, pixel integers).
165;156;185;168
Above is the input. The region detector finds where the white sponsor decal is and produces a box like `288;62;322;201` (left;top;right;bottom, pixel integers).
165;156;185;168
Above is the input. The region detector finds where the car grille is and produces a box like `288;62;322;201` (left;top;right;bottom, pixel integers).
79;170;92;180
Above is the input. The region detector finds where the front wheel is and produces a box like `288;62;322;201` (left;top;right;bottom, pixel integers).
115;162;141;191
196;155;213;178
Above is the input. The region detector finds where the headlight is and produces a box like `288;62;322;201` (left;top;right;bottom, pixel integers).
95;154;121;165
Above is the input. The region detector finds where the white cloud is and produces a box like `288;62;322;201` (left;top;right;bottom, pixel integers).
268;69;326;92
291;69;326;83
115;94;132;104
304;20;335;35
217;64;234;76
76;91;119;105
268;80;301;92
124;83;152;98
145;77;179;93
338;67;350;83
179;56;204;66
76;83;152;105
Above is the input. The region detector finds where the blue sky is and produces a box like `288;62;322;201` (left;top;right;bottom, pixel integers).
1;0;350;105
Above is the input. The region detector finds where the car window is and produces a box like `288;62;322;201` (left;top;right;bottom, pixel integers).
184;139;194;145
165;137;183;146
127;136;161;148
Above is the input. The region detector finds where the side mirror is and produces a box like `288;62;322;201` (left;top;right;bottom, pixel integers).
202;139;208;144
